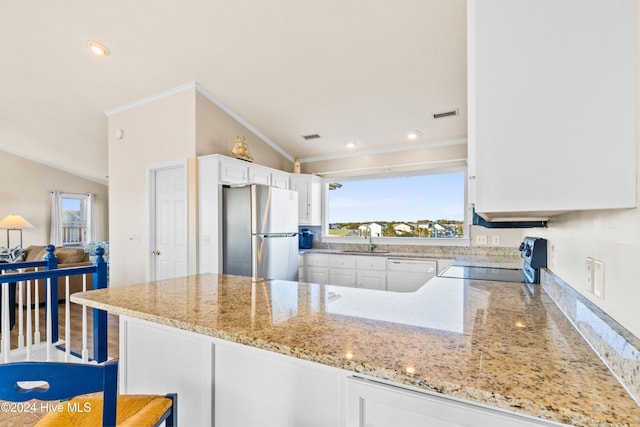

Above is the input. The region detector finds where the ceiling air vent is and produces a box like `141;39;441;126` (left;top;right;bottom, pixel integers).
302;134;321;140
432;109;459;120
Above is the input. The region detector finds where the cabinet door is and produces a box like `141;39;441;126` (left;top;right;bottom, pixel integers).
218;157;248;184
329;268;356;287
329;255;357;269
387;259;436;292
469;0;636;218
306;253;329;267
347;377;560;427
216;343;343;427
248;164;271;186
271;171;290;189
290;174;322;225
356;256;386;271
306;266;328;285
357;270;386;291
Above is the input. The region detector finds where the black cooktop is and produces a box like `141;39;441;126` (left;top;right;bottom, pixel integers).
439;265;524;283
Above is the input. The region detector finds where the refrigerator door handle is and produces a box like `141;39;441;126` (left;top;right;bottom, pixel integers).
257;233;298;238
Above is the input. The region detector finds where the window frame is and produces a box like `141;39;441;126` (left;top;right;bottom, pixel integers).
59;192;94;248
321;166;470;247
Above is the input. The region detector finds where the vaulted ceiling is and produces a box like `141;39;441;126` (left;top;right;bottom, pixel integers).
1;0;467;184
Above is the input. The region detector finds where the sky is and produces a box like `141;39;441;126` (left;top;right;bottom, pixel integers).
328;172;464;223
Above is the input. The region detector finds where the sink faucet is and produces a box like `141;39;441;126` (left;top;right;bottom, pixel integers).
364;225;374;252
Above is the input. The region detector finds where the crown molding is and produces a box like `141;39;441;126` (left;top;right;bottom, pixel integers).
104;81;294;163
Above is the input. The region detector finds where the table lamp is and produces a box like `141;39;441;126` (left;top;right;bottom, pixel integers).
0;214;34;248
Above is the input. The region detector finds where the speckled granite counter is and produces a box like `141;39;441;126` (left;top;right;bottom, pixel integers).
71;274;640;426
300;247;524;269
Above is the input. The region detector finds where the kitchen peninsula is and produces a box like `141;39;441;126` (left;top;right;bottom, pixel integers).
71;273;640;427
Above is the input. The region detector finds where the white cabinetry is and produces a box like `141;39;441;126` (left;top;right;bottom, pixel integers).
328;254;388;290
468;0;636;220
347;377;560;427
198;154;293;274
271;170;290;189
305;253;329;285
290;174;322;225
121;316;564;427
355;256;387;291
329;254;357;287
216;342;343;427
386;259;437;292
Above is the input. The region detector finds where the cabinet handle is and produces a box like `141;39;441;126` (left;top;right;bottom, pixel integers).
469;176;476;180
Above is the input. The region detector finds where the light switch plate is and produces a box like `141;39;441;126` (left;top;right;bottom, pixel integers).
491;235;500;245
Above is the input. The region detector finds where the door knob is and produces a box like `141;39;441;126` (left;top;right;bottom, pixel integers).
152;250;161;256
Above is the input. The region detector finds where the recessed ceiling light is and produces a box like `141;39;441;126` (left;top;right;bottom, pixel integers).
344;140;356;149
406;130;421;140
88;40;110;57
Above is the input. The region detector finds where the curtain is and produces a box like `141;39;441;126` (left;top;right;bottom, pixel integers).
50;191;63;246
86;193;96;243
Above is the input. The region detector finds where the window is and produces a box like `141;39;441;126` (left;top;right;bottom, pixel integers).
326;170;466;239
51;192;95;247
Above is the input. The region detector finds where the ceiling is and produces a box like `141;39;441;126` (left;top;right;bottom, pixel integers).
0;0;467;184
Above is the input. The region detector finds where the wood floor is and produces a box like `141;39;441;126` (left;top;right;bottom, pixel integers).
0;303;120;426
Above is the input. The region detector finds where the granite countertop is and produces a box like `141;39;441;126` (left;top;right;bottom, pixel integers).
300;247;524;268
71;273;640;426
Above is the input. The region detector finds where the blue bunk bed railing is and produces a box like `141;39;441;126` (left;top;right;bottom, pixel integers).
0;245;108;364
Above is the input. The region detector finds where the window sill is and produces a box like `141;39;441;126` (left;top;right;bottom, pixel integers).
320;236;471;247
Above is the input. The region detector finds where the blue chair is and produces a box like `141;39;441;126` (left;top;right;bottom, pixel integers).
0;360;176;426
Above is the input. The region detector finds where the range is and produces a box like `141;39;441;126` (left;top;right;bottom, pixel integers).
439;237;548;284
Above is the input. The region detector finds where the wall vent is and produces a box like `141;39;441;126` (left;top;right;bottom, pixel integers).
302;134;321;140
432;109;459;119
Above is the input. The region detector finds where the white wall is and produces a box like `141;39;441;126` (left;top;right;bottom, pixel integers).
108;89;197;286
0;150;108;248
108;85;292;287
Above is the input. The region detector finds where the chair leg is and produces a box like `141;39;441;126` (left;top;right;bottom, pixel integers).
165;393;177;427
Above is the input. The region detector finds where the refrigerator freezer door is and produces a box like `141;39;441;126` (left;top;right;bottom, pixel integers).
253;234;299;281
252;186;298;234
222;186;252;277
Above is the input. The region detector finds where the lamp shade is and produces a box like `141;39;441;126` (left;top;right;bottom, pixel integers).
0;214;34;230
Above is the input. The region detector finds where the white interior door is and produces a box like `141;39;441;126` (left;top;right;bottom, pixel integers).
152;165;187;280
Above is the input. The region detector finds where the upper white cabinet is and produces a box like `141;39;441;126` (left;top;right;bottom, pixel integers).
468;0;636;220
198;154;293;273
290;174;322;226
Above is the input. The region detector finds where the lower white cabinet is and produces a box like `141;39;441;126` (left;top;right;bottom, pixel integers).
386;259;437;292
357;270;386;291
330;268;356;287
120;316;566;427
346;377;561;427
305;253;329;285
216;343;343;427
306;267;328;285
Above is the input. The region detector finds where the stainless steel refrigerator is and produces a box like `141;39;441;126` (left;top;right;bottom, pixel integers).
222;184;299;281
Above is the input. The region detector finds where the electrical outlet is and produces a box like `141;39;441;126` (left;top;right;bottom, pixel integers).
585;257;594;293
593;259;604;298
491;235;500;246
476;235;487;245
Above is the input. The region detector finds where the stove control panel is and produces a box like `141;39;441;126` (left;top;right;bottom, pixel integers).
520;237;547;269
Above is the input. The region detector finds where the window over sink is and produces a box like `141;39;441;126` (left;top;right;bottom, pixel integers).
325;168;466;240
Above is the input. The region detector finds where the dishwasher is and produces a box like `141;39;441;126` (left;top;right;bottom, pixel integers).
386;258;437;292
